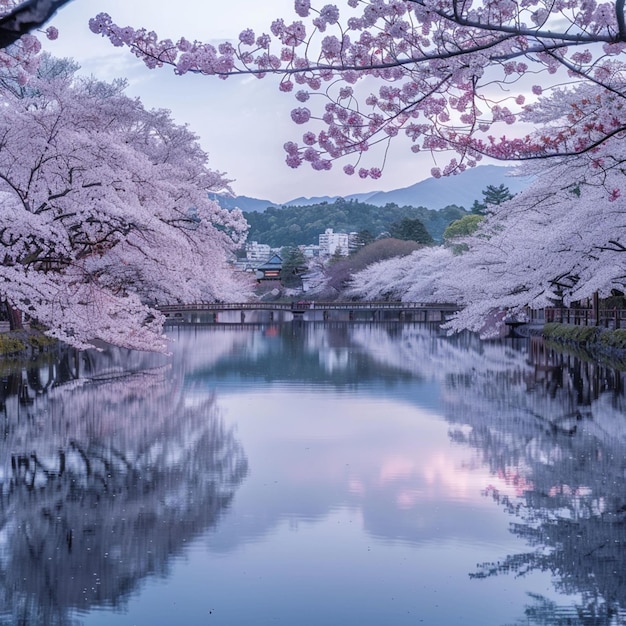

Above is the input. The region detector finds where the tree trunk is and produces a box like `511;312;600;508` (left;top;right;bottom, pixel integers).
593;291;600;327
5;301;23;331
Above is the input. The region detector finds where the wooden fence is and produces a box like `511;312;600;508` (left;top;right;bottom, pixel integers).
541;307;626;329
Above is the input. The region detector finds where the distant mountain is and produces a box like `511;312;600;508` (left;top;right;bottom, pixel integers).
208;193;279;213
284;191;379;206
211;165;533;213
355;165;532;209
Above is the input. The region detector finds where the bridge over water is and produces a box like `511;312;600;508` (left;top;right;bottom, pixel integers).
160;301;459;325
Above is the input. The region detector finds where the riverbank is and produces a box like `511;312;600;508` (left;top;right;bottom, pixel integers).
2;320;625;363
0;329;58;358
542;322;626;369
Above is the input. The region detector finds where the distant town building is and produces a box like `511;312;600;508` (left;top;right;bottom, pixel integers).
302;244;321;258
319;228;349;256
255;254;283;281
245;241;271;263
348;232;362;254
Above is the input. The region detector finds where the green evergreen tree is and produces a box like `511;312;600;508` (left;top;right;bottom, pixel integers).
388;217;434;244
472;184;513;214
280;246;308;288
242;200;464;247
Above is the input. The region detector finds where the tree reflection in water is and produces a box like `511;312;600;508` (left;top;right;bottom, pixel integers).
468;350;626;625
0;347;248;626
351;326;626;625
3;325;626;625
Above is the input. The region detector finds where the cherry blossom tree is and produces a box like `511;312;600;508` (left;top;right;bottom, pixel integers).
0;56;250;351
442;149;626;333
89;0;626;178
350;138;626;335
348;244;460;302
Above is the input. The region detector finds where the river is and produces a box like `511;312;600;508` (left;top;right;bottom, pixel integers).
0;322;625;625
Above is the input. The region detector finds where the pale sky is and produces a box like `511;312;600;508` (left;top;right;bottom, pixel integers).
41;0;452;202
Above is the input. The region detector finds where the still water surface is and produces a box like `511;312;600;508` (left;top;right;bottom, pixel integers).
1;322;626;625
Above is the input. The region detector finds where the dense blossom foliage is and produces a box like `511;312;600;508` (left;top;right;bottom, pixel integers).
90;0;626;177
0;57;249;351
348;244;459;300
350;144;626;334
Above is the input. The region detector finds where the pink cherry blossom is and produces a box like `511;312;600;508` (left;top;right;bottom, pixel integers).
286;153;303;167
291;107;311;123
295;0;311;17
239;28;256;46
88;0;626;177
350;145;626;334
296;90;310;102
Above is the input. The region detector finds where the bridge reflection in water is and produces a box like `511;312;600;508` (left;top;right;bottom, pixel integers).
159;301;459;324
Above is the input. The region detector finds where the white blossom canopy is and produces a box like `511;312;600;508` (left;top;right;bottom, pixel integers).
350;145;626;334
0;58;250;350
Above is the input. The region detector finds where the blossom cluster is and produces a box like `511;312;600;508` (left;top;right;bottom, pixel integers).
89;0;626;176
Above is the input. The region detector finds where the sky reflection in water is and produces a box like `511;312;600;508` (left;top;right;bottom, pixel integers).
1;323;625;625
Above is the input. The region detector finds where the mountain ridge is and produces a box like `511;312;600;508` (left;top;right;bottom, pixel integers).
213;165;532;212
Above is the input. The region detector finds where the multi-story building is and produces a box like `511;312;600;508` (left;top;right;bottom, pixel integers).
319;228;349;256
245;241;271;263
348;232;362;254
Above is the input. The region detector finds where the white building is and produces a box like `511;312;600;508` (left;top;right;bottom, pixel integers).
348;232;362;253
319;229;349;256
302;244;321;258
245;241;271;263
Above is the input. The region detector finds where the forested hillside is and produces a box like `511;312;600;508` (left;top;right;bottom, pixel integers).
243;198;467;247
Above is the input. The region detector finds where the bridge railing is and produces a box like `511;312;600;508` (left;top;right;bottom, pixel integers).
158;301;459;313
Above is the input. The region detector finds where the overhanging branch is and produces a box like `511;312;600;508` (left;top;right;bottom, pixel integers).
0;0;74;49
